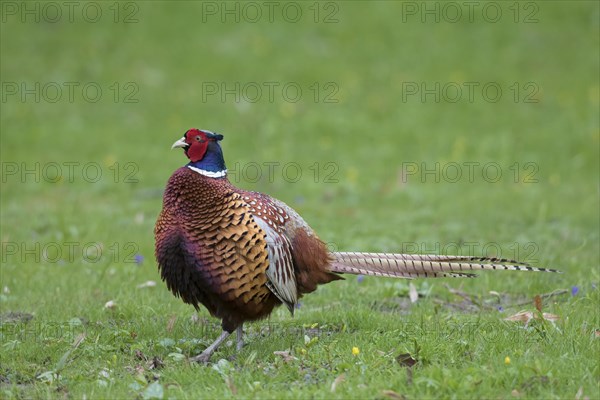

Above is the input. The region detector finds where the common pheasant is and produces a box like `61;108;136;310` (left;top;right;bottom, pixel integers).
155;128;558;363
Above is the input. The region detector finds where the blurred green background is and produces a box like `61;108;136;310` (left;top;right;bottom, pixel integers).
1;1;598;398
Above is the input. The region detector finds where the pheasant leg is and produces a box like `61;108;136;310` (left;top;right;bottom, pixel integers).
189;330;231;363
236;325;244;351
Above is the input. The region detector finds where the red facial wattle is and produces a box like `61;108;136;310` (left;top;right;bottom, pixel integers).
185;129;209;162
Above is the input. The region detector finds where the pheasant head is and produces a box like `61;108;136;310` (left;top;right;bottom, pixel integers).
172;128;227;178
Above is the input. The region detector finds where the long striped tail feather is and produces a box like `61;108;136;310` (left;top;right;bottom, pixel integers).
329;252;561;279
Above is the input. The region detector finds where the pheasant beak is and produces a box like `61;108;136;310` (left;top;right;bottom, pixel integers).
171;137;189;149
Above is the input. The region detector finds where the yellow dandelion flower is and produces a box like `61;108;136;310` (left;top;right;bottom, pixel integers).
352;347;360;356
504;356;511;365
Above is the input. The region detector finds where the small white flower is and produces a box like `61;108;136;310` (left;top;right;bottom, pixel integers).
137;281;157;289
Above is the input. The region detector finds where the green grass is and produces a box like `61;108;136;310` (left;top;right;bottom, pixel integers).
1;1;599;398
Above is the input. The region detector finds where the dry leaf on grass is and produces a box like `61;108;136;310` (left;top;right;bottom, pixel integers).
225;375;237;395
104;300;117;310
542;313;560;322
409;283;419;303
574;386;591;400
534;295;543;312
273;351;297;362
148;357;164;370
504;311;560;326
135;350;148;361
166;315;177;332
330;373;345;392
382;390;406;399
396;353;417;368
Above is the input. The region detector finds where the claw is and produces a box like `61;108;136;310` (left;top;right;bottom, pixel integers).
189;352;212;364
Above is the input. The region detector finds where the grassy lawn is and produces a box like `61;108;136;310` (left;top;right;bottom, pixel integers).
1;1;598;398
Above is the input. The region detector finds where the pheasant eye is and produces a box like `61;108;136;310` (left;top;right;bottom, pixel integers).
195;136;205;142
